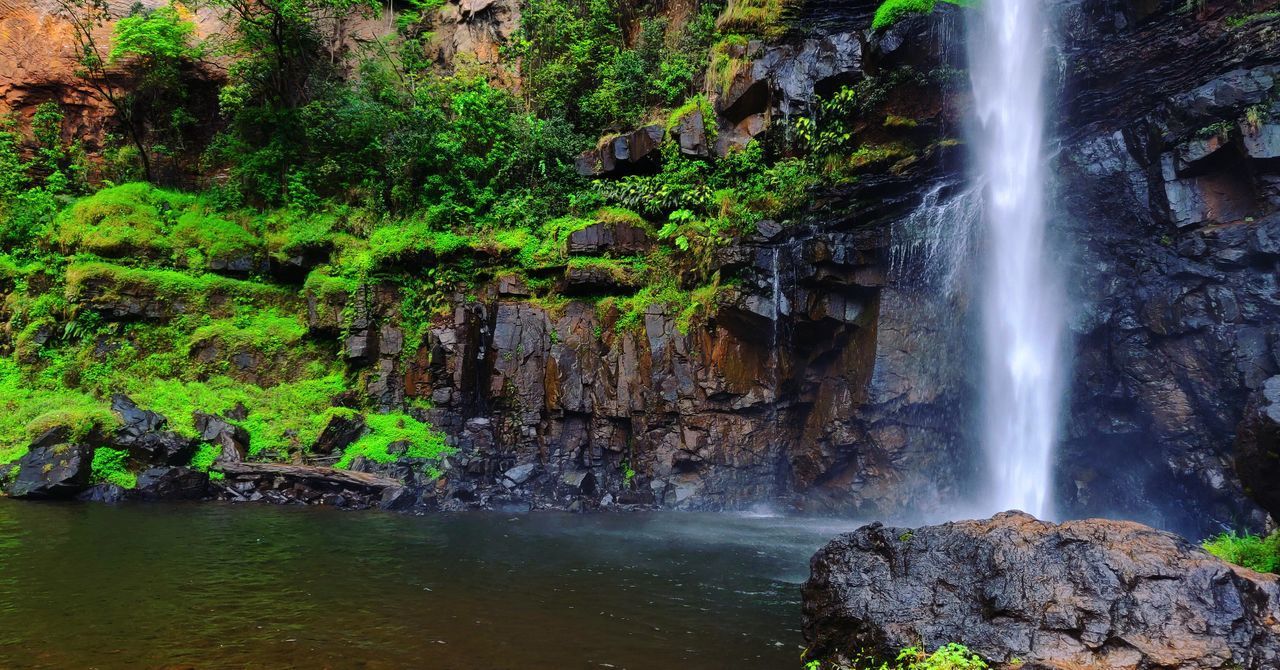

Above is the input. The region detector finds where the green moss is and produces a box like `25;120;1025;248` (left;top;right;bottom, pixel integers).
333;412;453;472
716;0;791;38
188;442;221;471
0;359;117;465
303;268;357;301
169;209;261;265
884;114;919;128
188;309;308;357
129;373;348;457
264;210;339;259
90;447;137;489
65;261;290;309
665;96;717;139
1203;531;1280;573
50;183;190;257
364;222;475;270
871;0;969;31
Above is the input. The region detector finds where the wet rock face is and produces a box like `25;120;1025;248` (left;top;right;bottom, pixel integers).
803;512;1280;670
1236;376;1280;520
1052;6;1280;533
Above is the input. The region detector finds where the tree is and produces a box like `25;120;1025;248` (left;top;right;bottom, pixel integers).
54;0;199;183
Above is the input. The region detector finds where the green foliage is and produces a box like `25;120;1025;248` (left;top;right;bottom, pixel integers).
334;412;453;473
716;0;790;38
51;183;189;256
65;261;289;309
511;0;720;132
129;374;349;457
1226;10;1280;28
0;359;117;465
109;4;198;64
1203;531;1280;573
90;447;137;489
871;0;968;31
809;643;990;670
188;309;308;357
188;443;222;471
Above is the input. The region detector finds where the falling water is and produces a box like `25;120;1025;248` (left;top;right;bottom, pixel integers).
970;0;1064;518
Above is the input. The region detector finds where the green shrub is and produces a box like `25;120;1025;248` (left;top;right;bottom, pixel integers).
90;447;137;489
809;643;990;670
1203;531;1280;573
334;412;453;472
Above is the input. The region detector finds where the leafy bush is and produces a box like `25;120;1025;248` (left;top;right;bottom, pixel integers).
90;447;137;489
1203;531;1280;573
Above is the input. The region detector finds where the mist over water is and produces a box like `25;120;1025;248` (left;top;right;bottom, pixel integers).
970;0;1065;519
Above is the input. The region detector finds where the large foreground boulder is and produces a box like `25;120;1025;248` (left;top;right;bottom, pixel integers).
802;512;1280;669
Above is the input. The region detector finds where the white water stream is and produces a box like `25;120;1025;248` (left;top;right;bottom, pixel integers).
970;0;1065;518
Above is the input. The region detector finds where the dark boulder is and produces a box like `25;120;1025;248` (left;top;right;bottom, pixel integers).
313;413;368;455
111;395;195;465
9;431;92;499
194;412;249;463
134;467;209;501
77;483;127;503
1237;375;1280;521
803;512;1280;669
111;394;165;438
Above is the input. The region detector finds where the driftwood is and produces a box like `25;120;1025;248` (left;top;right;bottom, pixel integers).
216;462;399;493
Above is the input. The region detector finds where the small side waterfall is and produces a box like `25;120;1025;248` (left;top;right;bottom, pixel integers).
969;0;1065;518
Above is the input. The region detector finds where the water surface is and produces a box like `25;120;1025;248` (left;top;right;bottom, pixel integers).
0;501;858;669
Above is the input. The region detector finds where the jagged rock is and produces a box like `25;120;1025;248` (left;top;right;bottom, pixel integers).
313;413;368;455
502;463;538;489
8;430;92;499
562;263;642;294
1236;375;1280;521
134;467;209;501
78;483;126;503
214;462;401;508
803;512;1280;669
194;412;249;463
110;395;195;465
567;222;652;256
380;485;418;510
575;125;665;177
672;108;710;157
111;394;165;438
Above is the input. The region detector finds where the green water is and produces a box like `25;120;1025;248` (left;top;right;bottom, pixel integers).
0;501;857;669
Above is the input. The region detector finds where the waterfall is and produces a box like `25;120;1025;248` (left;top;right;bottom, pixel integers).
969;0;1065;518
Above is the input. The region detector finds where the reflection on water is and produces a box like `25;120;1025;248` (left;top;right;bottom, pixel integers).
0;501;860;669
